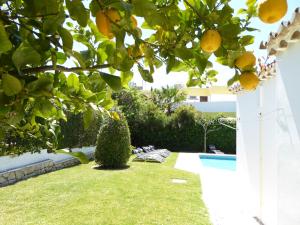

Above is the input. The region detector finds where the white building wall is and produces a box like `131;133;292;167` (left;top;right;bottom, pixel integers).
259;78;278;225
236;90;260;217
276;42;300;225
237;41;300;225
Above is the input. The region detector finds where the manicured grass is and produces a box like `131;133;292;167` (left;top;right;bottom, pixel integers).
202;112;236;117
0;153;211;225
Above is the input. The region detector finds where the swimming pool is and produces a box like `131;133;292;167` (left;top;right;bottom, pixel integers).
199;154;236;171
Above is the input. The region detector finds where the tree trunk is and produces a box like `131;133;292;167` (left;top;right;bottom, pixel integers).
203;129;207;153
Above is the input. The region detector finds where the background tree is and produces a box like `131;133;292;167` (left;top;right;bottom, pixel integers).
150;86;187;115
0;0;257;154
198;114;222;153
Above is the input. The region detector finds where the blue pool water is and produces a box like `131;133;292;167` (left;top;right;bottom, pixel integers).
199;154;236;171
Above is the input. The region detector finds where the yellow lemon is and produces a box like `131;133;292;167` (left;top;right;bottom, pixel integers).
258;0;288;24
96;9;120;39
200;30;222;53
235;52;256;70
106;9;121;23
239;72;260;91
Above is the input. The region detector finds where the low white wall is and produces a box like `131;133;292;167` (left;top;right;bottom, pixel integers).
0;147;95;173
184;101;236;112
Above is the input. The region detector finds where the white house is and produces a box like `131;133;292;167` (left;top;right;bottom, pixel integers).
235;8;300;225
183;86;236;113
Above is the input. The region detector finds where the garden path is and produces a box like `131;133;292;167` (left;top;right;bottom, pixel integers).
175;153;259;225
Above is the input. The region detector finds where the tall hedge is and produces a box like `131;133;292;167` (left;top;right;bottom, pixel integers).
113;89;167;148
58;111;102;149
166;105;203;151
207;123;236;154
95;113;131;168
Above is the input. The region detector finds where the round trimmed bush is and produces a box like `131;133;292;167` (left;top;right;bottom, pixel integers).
95;113;131;168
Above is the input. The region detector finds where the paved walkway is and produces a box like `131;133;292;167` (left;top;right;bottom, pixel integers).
175;153;258;225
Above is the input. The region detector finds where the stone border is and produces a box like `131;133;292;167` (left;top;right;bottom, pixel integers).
0;151;94;187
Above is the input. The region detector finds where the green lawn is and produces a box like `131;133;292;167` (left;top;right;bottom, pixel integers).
0;153;211;225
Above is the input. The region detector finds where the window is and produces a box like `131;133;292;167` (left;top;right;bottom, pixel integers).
200;96;208;102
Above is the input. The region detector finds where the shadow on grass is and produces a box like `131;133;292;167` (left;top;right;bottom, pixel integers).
92;165;130;171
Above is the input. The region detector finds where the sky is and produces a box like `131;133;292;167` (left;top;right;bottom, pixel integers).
129;0;299;94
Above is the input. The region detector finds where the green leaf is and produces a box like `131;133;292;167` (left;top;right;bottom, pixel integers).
35;99;57;119
206;70;218;78
43;10;66;34
12;42;41;72
246;0;256;8
0;20;12;53
66;50;86;68
89;0;101;17
194;54;208;74
79;83;93;99
138;65;153;83
132;0;156;17
58;26;73;50
204;0;217;10
88;19;102;43
186;78;201;87
219;23;241;39
121;71;133;87
83;107;95;129
56;52;67;64
2;74;23;96
67;73;80;92
141;21;152;29
240;35;255;46
100;72;122;91
66;0;89;27
246;27;260;32
227;73;239;86
88;73;106;92
56;149;89;164
174;48;194;60
237;8;247;15
171;61;188;72
27;77;53;96
166;56;175;74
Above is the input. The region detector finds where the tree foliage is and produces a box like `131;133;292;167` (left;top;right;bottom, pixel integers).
0;0;256;153
150;85;186;115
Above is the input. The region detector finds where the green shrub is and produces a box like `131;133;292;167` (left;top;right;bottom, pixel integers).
95;113;131;168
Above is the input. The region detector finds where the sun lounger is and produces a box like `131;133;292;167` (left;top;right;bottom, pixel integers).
208;145;224;154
